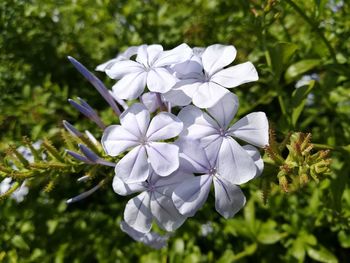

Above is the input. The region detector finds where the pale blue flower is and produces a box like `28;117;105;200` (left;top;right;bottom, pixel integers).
114;169;193;233
178;92;268;184
172;140;263;218
102;103;183;183
105;43;192;99
164;44;259;108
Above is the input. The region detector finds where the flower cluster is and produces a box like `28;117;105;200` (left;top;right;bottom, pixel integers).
67;43;269;248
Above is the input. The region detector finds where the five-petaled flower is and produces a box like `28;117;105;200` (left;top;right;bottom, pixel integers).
172;140;263;218
105;44;192;100
114;169;193;233
164;44;259;108
178;92;268;181
102;103;183;183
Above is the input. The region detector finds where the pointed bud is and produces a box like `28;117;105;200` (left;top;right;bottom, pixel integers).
67;56;121;116
63;120;83;138
65;150;92;164
66;179;105;204
68;98;106;129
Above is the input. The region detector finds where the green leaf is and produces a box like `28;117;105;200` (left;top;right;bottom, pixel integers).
285;59;320;83
338;231;350;248
11;235;30;251
243;199;257;234
257;220;287;244
291;80;315;127
291;238;306;262
217;250;234;263
300;232;317;246
307;245;338;263
269;42;298;80
231;243;258;261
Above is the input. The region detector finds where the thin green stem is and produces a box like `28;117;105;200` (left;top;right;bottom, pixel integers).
285;0;338;64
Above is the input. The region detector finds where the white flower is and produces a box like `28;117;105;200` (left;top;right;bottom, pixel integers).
172;140;263;218
164;44;259;108
105;44;192;100
102;103;183;183
114;169;192;233
178;92;268;183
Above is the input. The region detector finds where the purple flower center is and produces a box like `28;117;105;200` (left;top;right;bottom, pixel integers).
218;128;227;137
147;183;156;192
208;167;217;176
139;137;149;146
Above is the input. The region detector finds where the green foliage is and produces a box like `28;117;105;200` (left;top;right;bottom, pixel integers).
1;0;350;262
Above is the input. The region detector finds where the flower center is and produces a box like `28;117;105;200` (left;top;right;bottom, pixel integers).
147;183;156;192
204;71;211;82
218;128;227;137
139;137;149;146
208;167;217;176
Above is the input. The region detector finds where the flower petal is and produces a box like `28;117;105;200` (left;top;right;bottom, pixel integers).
98;45;140;72
141;92;162;113
202;44;236;76
112;71;147;100
136;44;163;66
154;43;193;67
96;58;119;72
171;55;203;78
101;125;139;156
192;82;229;108
228;112;269;147
120;103;150;138
151;191;187;231
172;174;212;217
163;79;201;106
120;221;169;249
124;192;152;233
147;68;177;93
217;137;257;185
201;134;223;168
106;60;144;79
211;62;258;88
146;112;183;141
155;170;194;195
207;92;239;129
146;142;179;177
242;145;264;178
176;139;210;173
113;176;146;196
178;105;219;138
213;176;246;218
115;146;150;183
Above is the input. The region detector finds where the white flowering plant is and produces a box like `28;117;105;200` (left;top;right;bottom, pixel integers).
0;43;331;249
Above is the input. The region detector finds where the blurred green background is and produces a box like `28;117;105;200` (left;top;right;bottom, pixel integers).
0;0;349;262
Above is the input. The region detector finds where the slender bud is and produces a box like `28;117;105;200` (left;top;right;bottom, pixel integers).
63;120;83;138
65;150;93;164
66;179;105;204
68;98;106;129
78;144;115;167
67;56;121;116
